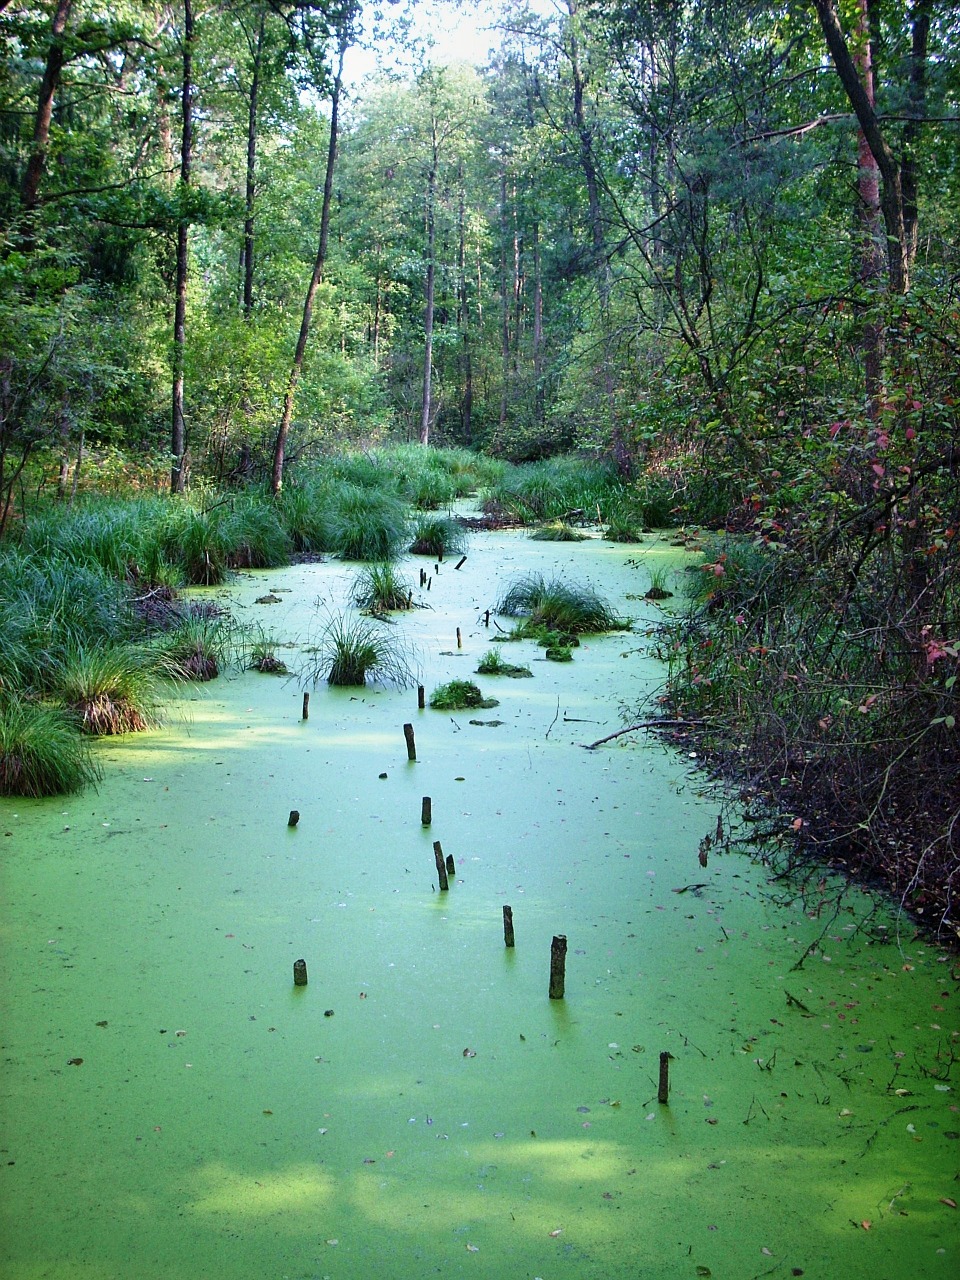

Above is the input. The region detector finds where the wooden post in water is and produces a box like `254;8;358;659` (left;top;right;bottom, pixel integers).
456;627;462;649
421;796;432;826
433;840;449;890
455;556;467;570
293;958;308;986
417;685;425;710
427;576;432;591
502;905;515;947
403;723;417;761
445;852;456;877
288;809;300;827
658;1052;670;1104
301;692;309;720
549;934;567;999
483;610;490;627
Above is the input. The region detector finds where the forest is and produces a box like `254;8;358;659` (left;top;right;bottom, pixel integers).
1;0;958;941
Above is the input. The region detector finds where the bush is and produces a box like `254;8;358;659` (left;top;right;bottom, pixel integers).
530;521;587;542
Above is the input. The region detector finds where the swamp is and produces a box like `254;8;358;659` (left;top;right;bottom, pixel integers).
2;0;959;1274
1;522;958;1279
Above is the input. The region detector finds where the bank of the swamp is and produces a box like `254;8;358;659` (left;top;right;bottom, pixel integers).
1;527;958;1280
646;531;960;949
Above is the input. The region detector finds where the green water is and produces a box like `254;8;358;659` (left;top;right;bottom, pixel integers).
2;531;957;1279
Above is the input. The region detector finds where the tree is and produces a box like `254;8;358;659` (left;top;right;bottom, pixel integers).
171;0;194;494
271;11;354;493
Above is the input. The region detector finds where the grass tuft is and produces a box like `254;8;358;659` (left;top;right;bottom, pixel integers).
496;574;626;633
429;680;498;710
303;613;415;687
0;697;101;796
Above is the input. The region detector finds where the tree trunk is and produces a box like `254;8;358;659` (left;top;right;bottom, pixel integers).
419;124;439;447
171;0;194;494
566;0;631;476
532;220;544;426
498;164;510;434
457;165;473;446
242;5;267;318
272;31;348;494
901;0;931;268
853;0;883;419
20;0;73;216
813;0;910;293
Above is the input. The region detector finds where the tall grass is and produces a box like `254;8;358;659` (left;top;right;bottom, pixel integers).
497;573;625;633
322;484;408;561
482;456;623;524
0;697;101;796
301;613;415;687
409;515;468;558
52;643;165;735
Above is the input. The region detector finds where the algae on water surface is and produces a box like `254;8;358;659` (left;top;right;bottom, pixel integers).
1;531;957;1280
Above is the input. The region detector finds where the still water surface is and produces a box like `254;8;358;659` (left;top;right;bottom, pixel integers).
1;529;957;1279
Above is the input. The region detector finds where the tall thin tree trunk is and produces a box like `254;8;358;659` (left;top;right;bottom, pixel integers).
272;33;348;494
457;167;473;445
498;165;510;434
242;5;266;317
854;0;883;420
171;0;194;495
20;0;73;216
566;0;631;476
813;0;910;294
532;221;544;426
419;123;439;447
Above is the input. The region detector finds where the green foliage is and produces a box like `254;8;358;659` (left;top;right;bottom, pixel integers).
247;629;289;675
409;514;468;558
148;614;231;682
323;483;409;561
223;498;292;570
0;697;101;797
160;506;231;586
304;613;414;687
482;457;621;525
475;650;532;678
0;552;136;691
429;680;498;710
51;643;165;735
497;574;625;634
352;562;414;613
529;521;586;542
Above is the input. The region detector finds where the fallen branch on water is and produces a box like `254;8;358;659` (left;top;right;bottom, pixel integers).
581;720;710;749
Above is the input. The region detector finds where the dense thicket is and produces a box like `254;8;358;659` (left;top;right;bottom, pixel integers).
0;0;958;936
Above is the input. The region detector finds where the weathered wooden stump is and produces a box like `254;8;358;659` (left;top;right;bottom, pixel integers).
502;905;515;947
301;692;310;720
421;796;432;826
287;809;300;828
549;934;567;999
658;1051;671;1104
417;685;425;710
433;840;449;891
403;723;417;761
293;958;308;986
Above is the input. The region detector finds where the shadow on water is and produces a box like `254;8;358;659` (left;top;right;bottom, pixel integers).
1;530;957;1279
